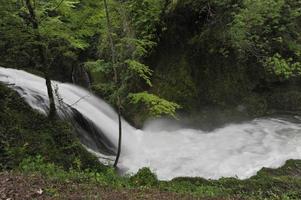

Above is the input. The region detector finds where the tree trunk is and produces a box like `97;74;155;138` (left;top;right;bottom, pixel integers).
114;101;122;167
103;0;122;168
45;71;56;119
24;0;56;119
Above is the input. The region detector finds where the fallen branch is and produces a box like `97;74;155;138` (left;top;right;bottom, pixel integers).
70;95;90;106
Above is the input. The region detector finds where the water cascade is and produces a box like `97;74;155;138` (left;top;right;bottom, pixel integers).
1;67;301;180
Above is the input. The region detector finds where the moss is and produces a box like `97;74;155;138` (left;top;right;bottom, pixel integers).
151;54;199;112
256;160;301;177
0;84;104;171
268;90;301;111
242;94;268;117
165;160;301;199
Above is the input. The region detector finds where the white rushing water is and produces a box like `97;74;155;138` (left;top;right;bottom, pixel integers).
1;67;301;180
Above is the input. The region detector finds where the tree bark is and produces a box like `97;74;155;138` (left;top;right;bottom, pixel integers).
103;0;122;168
115;99;122;167
24;0;56;119
45;71;56;119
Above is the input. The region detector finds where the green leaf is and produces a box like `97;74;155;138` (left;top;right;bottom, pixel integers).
128;92;181;118
125;60;153;86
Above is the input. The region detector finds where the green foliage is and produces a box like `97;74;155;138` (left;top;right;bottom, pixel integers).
229;0;285;53
2;2;301;199
130;167;158;187
159;180;225;198
126;59;153;87
147;0;301;119
85;59;110;73
17;154;301;199
19;155;128;186
0;0;102;74
20;155;67;179
150;55;200;112
125;0;165;41
1;0;301;122
85;0;180;121
0;84;102;171
33;0;89;49
128;92;180;118
265;53;301;80
19;156;301;200
228;0;301;77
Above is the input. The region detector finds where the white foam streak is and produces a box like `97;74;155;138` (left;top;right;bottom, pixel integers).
1;67;301;180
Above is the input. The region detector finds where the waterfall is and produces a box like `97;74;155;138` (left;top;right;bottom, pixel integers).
1;66;301;180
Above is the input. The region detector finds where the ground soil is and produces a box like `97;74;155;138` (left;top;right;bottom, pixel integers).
0;172;238;200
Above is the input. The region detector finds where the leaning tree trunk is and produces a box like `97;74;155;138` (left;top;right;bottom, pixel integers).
24;0;56;119
103;0;122;168
45;71;56;119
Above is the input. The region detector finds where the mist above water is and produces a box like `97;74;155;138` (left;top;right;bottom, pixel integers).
1;67;301;180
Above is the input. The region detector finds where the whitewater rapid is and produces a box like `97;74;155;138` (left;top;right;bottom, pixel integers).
1;67;301;180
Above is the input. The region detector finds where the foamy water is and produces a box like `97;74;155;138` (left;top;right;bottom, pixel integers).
1;67;301;180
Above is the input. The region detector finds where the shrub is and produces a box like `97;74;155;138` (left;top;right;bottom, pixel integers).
130;167;158;187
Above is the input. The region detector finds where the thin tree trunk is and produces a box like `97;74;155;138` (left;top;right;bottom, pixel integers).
45;71;56;119
103;0;122;168
24;0;56;119
115;99;122;167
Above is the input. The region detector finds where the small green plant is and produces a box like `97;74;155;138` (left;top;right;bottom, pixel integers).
19;156;69;180
130;167;158;187
44;187;59;197
14;155;301;199
18;155;130;187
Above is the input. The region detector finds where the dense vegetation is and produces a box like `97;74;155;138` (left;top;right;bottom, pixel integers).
0;84;102;171
149;0;301;125
4;153;301;199
1;0;301;199
1;83;301;199
1;0;301;126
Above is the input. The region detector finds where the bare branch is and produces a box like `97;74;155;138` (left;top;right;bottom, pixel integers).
70;95;90;107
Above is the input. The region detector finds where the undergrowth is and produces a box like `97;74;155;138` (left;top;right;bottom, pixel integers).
18;156;301;200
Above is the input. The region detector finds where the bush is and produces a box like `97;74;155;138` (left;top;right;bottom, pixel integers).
130;167;158;187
